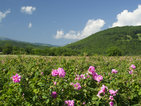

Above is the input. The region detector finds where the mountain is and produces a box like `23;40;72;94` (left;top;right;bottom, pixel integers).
0;36;11;41
0;37;52;49
65;26;141;56
33;43;58;47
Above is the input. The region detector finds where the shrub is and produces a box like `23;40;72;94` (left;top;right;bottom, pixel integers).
106;47;122;56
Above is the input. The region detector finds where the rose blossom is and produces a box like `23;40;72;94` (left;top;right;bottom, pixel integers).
94;75;103;83
75;75;80;80
51;69;59;76
12;73;21;83
109;90;118;96
65;100;74;106
88;66;95;75
51;91;57;98
111;69;118;74
97;85;108;98
80;74;86;79
129;70;133;74
109;96;114;101
109;101;114;106
58;68;66;78
73;82;81;90
70;82;74;85
41;72;44;75
130;64;136;69
54;81;57;85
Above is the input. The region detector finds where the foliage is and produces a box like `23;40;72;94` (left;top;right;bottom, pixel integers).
106;47;122;56
65;26;141;56
0;56;141;105
0;42;79;56
2;44;13;54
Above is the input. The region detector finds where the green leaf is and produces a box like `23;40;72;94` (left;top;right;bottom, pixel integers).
33;89;39;94
42;95;47;99
83;89;87;93
46;99;49;104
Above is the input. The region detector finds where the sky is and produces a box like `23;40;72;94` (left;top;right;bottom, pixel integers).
0;0;141;46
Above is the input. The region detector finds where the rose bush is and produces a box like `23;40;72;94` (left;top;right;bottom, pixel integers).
0;56;140;105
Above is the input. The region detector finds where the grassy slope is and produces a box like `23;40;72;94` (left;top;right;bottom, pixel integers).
65;26;141;55
0;40;49;49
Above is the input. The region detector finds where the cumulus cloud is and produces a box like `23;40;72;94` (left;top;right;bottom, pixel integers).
21;6;36;14
0;10;11;22
112;5;141;27
55;19;105;39
55;30;64;39
28;22;32;28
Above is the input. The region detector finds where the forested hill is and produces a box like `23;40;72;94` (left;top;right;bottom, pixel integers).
65;26;141;56
0;38;51;55
0;38;52;48
0;38;78;56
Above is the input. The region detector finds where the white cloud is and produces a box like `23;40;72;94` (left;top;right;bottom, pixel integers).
28;22;32;28
0;10;11;22
21;6;36;14
112;5;141;27
55;19;105;39
55;30;64;39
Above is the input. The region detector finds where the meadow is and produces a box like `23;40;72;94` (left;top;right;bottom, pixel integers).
0;55;141;106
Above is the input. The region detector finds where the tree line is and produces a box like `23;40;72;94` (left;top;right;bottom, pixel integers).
0;44;81;56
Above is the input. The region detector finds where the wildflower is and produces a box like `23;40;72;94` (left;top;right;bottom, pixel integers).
94;75;103;83
75;75;80;80
12;73;21;83
80;74;86;79
109;90;118;96
70;82;74;85
58;68;66;78
83;102;86;105
92;72;98;79
129;70;133;74
86;73;90;78
97;90;104;98
97;85;108;98
51;91;57;98
88;66;95;75
109;101;114;106
86;75;90;78
109;96;114;101
130;64;136;69
111;69;118;74
101;85;108;92
65;100;74;106
51;69;59;76
54;81;57;85
41;72;44;75
74;82;81;90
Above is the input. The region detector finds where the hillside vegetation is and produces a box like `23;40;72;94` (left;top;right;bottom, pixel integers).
0;39;78;56
66;26;141;56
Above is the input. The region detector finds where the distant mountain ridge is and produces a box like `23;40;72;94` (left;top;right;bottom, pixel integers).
0;36;12;41
33;43;58;47
65;26;141;55
0;37;56;48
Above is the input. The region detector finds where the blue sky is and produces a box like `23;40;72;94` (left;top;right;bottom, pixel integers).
0;0;141;46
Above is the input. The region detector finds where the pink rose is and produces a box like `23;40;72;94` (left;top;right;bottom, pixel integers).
12;73;21;83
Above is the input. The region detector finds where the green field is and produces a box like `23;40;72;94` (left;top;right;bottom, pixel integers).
0;55;141;105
